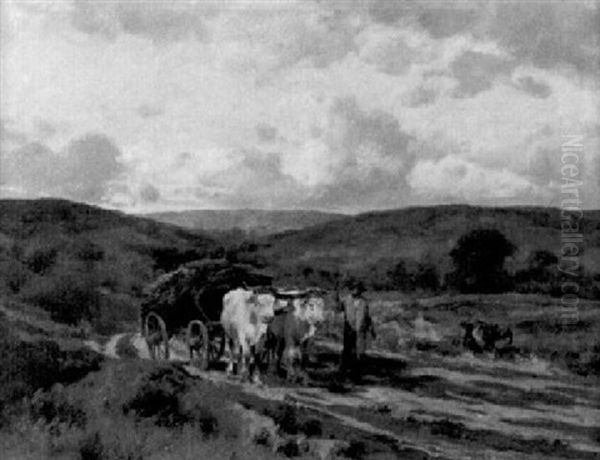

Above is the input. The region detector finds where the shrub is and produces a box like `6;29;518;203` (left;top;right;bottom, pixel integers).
268;405;300;434
0;326;102;418
79;432;104;460
20;269;101;324
0;259;31;294
123;365;191;427
340;440;368;459
449;228;515;293
91;294;139;336
23;244;58;274
115;336;139;360
300;418;323;437
30;385;86;428
0;338;61;401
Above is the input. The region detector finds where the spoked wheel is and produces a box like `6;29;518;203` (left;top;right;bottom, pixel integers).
186;320;209;370
210;326;227;364
144;312;170;360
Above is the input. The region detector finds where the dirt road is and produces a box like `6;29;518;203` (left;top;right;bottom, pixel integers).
99;333;600;460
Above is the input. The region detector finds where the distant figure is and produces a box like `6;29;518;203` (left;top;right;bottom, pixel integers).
337;281;375;378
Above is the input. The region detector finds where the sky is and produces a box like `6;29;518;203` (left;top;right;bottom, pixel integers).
1;0;599;213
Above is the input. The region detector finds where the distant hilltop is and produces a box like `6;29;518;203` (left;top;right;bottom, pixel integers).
140;209;346;236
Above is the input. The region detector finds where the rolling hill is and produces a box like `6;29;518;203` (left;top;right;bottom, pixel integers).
256;205;600;292
142;209;345;236
0;199;218;328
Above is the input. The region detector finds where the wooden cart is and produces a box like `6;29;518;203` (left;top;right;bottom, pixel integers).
140;260;273;369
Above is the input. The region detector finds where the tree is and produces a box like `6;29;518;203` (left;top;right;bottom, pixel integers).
449;228;515;293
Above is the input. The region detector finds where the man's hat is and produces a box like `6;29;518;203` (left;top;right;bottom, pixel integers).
352;280;366;294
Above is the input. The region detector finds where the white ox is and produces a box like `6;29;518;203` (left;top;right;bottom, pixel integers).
265;292;325;382
221;288;276;383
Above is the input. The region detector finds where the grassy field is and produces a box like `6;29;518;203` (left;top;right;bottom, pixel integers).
362;292;600;377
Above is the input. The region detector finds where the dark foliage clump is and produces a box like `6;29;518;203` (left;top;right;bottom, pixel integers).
123;365;190;427
430;418;466;439
301;418;323;437
448;228;515;293
29;385;87;428
268;405;300;435
0;329;103;420
340;440;368;459
79;432;104;460
123;364;218;434
21;272;101;324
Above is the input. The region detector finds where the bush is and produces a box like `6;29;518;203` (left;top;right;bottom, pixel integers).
449;228;515;293
79;432;104;460
123;366;189;427
20;270;101;324
340;441;368;459
121;364;221;431
268;405;300;434
91;294;139;335
0;259;31;294
0;326;102;418
0;337;61;402
30;385;86;428
115;336;139;360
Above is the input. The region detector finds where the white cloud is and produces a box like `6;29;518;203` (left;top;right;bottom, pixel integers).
408;155;537;201
1;0;598;211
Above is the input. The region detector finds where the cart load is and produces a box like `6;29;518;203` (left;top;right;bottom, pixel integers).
140;259;273;365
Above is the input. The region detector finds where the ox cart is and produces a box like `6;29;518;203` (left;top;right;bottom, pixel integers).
140;260;273;370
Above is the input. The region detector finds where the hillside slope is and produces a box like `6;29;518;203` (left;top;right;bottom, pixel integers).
0;199;217;328
258;205;600;288
142;209;345;236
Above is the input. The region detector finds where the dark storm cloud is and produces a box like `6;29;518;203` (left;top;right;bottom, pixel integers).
255;123;278;142
416;7;482;39
0;142;58;192
331;97;413;161
366;0;409;25
360;36;415;76
34;119;57;140
407;87;438;107
1;133;123;203
62;134;123;201
514;76;552;99
487;3;600;75
270;8;360;70
198;150;305;209
450;51;515;98
71;1;208;42
367;2;599;76
139;184;160;203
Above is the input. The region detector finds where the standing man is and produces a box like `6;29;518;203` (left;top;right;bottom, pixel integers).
338;280;375;378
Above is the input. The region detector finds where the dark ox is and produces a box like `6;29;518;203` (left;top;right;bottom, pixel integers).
263;292;325;382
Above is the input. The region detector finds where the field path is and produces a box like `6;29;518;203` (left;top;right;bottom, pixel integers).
102;332;600;460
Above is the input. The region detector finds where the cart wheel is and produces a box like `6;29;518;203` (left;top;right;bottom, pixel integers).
187;320;209;370
144;312;170;360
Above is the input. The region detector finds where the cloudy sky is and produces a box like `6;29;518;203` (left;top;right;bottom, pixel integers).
1;0;598;213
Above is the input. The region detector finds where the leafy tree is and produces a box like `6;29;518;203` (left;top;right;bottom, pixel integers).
449;228;515;293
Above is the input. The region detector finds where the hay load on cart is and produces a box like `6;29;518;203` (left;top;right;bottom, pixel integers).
140;259;273;368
